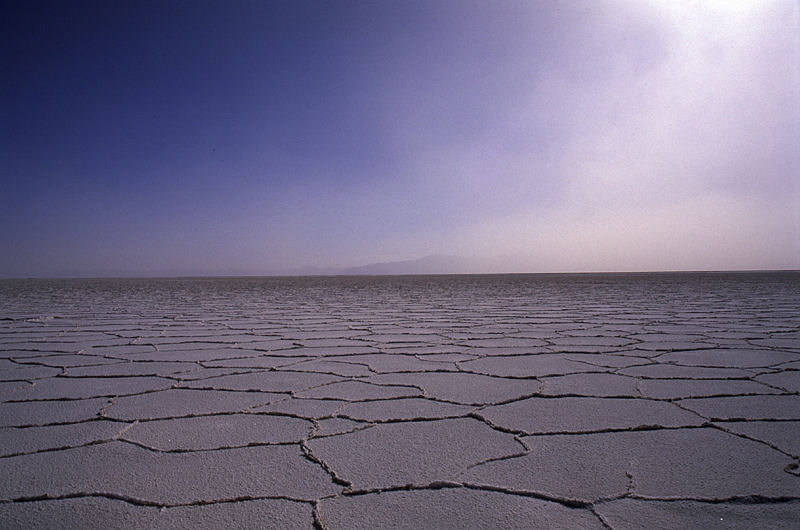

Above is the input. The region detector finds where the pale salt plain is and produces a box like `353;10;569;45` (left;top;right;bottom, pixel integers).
0;273;798;528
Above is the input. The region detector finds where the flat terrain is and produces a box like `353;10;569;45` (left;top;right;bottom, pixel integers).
1;273;798;528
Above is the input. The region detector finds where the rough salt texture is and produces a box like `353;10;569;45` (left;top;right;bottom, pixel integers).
1;273;798;528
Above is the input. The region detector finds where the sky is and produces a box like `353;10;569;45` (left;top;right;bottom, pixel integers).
1;0;798;277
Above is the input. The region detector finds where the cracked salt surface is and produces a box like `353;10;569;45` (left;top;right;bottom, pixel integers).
1;272;799;528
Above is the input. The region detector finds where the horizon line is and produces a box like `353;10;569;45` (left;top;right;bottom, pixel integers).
2;269;798;281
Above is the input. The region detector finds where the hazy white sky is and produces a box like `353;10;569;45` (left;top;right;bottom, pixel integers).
445;1;800;272
2;0;798;276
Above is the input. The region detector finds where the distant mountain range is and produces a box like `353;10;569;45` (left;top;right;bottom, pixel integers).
339;254;471;275
292;255;472;276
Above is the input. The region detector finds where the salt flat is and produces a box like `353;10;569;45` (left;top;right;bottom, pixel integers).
1;273;798;528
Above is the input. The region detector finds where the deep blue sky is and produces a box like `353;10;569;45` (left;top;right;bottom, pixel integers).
2;1;798;277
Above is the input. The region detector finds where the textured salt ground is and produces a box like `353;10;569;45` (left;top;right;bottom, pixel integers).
1;273;799;529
